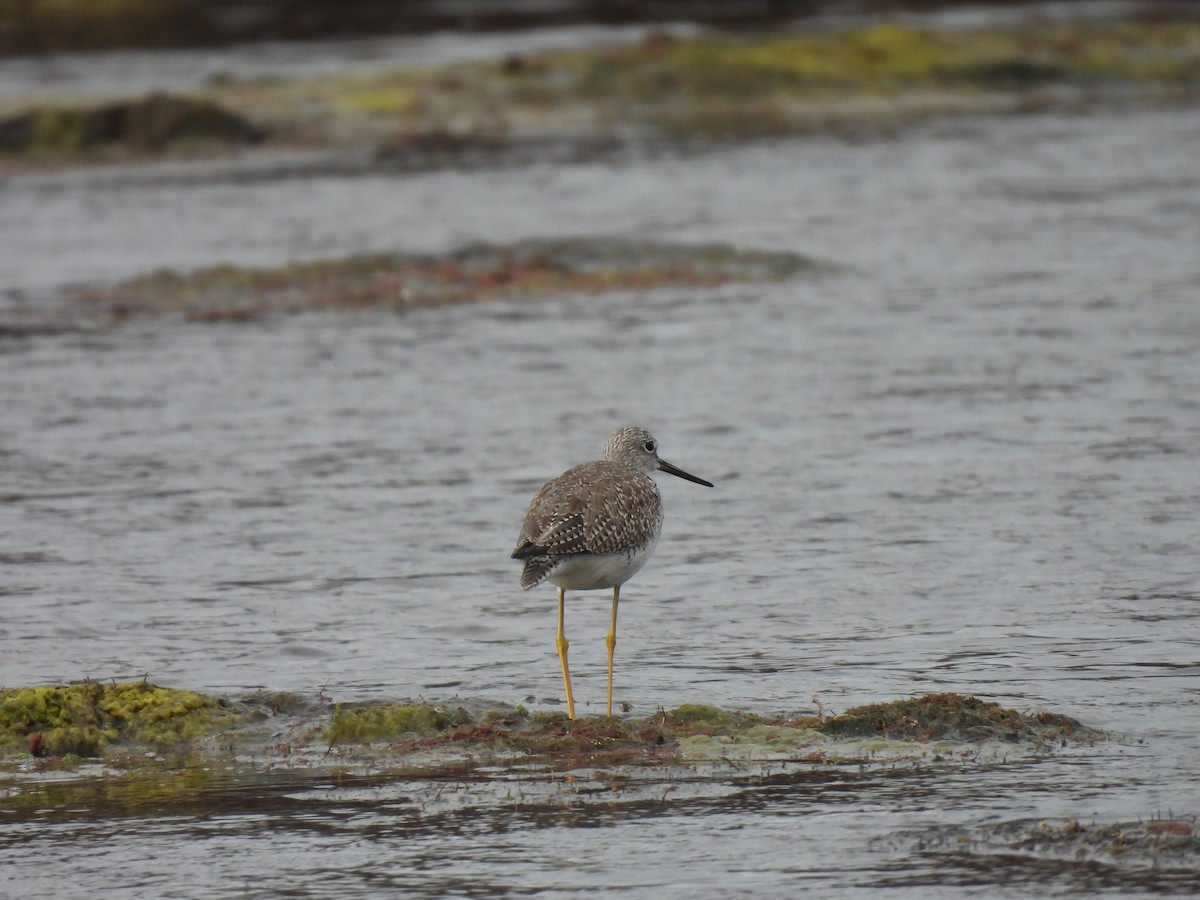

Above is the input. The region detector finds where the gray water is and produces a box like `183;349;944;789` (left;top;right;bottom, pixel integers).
2;96;1199;895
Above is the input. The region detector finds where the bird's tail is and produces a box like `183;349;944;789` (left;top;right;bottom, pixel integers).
518;556;555;591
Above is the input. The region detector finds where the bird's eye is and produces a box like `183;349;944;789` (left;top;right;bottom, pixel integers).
644;440;656;453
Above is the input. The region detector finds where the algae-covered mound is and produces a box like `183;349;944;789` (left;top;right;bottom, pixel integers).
322;703;679;763
0;93;264;157
325;702;475;744
655;695;1092;746
318;693;1097;763
0;680;253;757
72;238;816;323
0;684;1096;766
663;703;763;731
814;692;1089;744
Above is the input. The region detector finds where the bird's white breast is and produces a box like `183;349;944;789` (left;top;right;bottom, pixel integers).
546;536;659;591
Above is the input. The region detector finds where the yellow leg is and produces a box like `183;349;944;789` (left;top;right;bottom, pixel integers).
605;585;620;717
556;587;576;720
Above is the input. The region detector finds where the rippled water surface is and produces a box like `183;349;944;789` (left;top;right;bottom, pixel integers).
2;81;1199;896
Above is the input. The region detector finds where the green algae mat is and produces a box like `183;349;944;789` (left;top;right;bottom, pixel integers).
0;680;251;757
2;18;1198;166
1;680;1101;774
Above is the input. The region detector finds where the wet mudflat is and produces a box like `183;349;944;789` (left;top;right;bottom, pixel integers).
2;28;1200;900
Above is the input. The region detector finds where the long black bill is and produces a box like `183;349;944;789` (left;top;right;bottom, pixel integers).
657;458;714;488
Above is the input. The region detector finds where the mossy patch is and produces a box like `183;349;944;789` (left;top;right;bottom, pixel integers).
0;93;264;158
320;705;675;766
0;680;253;757
657;694;1095;762
70;238;817;323
662;703;763;732
811;692;1088;744
324;703;473;744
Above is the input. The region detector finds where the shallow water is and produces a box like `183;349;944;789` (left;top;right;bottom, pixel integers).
2;95;1199;894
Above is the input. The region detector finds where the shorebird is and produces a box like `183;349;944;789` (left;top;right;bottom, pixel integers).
511;426;713;719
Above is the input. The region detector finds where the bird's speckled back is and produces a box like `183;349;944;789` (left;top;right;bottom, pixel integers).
515;459;664;559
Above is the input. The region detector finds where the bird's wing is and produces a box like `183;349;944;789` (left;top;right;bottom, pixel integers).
514;461;661;558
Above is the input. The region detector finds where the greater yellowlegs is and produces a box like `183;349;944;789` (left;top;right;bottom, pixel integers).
511;426;713;719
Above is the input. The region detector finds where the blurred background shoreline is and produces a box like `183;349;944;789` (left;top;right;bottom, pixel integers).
3;0;1197;184
5;0;1193;57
